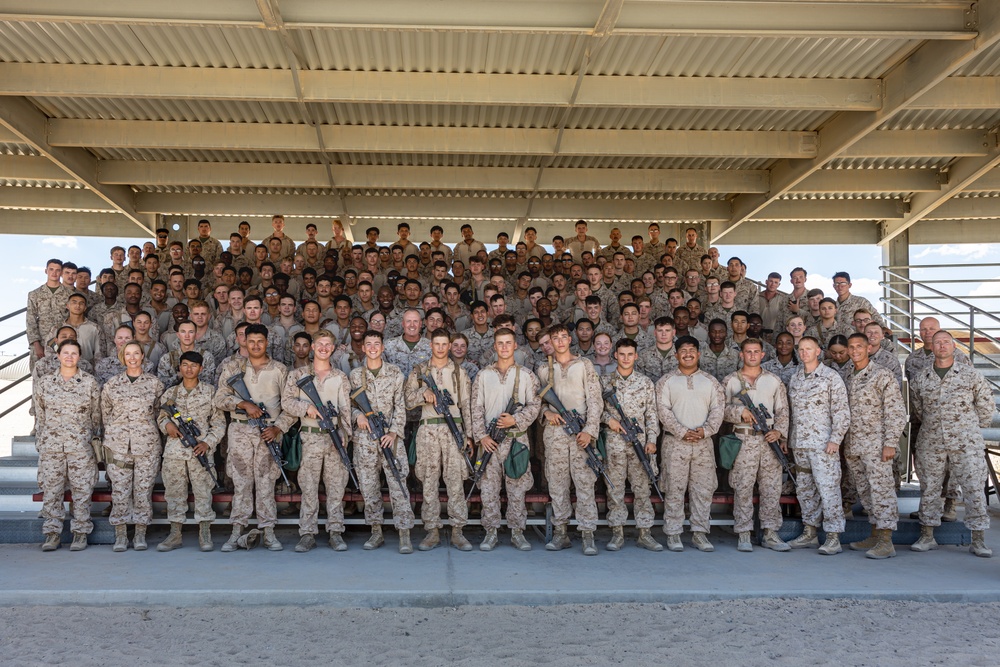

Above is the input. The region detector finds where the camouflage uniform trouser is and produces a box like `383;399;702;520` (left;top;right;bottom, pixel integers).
729;433;783;534
298;431;349;536
605;433;656;529
544;425;598;532
480;435;534;531
840;447;858;507
414;423;468;530
844;441;898;531
106;448;161;526
917;446;989;530
227;423;279;530
793;447;845;534
161;453;217;524
661;435;717;535
912;425;960;501
39;449;98;535
354;430;415;529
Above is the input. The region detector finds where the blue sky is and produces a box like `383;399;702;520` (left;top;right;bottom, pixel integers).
3;232;998;343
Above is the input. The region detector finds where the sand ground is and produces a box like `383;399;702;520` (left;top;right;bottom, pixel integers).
1;599;998;667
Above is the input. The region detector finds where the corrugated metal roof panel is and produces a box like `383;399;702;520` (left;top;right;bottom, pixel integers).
31;96;303;124
951;41;1000;76
293;29;914;78
881;108;1000;131
0;21;289;68
0;179;81;188
89;147;326;164
779;192;909;201
0;143;39;156
332;152;543;168
826;156;955;170
594;35;915;78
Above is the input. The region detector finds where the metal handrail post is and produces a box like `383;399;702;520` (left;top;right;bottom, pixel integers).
970;309;976;365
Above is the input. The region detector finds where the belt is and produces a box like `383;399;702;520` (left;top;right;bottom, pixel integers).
301;426;332;434
420;417;463;426
731;426;755;435
231;417;250;423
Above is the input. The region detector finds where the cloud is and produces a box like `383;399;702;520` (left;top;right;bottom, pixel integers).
40;236;77;250
913;244;992;261
969;276;1000;298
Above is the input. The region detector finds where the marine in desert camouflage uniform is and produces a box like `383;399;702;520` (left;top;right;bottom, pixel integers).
470;329;542;551
281;330;354;552
909;331;994;558
842;334;905;559
600;338;662;552
34;340;101;552
537;324;604;556
156;351;226;552
101;341;165;552
786;336;850;555
722;338;791;553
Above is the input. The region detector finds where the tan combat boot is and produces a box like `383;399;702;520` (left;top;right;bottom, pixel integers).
221;525;242;552
910;525;938;552
511;528;532;551
737;532;753;553
545;524;571;551
363;525;384;550
636;528;663;552
41;533;61;552
198;522;213;552
762;529;791;552
581;530;598;556
941;498;957;522
849;525;878;551
665;534;684;552
970;530;992;558
294;534;316;553
237;528;261;550
606;526;625;551
112;524;129;552
480;528;499;552
398;529;413;554
262;526;283;551
329;532;348;551
451;527;473;552
817;532;842;555
865;529;896;560
70;532;88;552
787;525;819;549
418;527;440;551
692;532;714;552
133;525;148;551
156;522;184;552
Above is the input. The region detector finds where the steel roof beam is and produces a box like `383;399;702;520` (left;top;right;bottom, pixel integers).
0;0;974;38
0;97;152;234
714;0;1000;243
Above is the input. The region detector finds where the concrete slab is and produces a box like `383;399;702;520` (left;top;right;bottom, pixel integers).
2;521;999;608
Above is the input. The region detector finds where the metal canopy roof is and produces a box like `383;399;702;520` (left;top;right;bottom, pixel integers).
0;0;999;245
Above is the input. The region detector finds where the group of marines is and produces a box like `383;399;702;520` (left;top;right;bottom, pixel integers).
26;216;995;558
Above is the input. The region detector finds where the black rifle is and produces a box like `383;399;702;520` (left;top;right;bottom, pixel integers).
351;387;409;500
296;375;360;489
603;388;664;502
737;391;797;487
539;383;615;491
422;372;475;473
466;396;520;500
225;373;290;487
163;402;226;494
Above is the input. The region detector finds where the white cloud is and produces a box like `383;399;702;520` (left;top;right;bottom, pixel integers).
40;236;77;250
969;276;1000;298
913;244;992;261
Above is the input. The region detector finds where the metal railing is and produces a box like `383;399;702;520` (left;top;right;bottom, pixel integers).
880;263;1000;392
0;306;30;425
